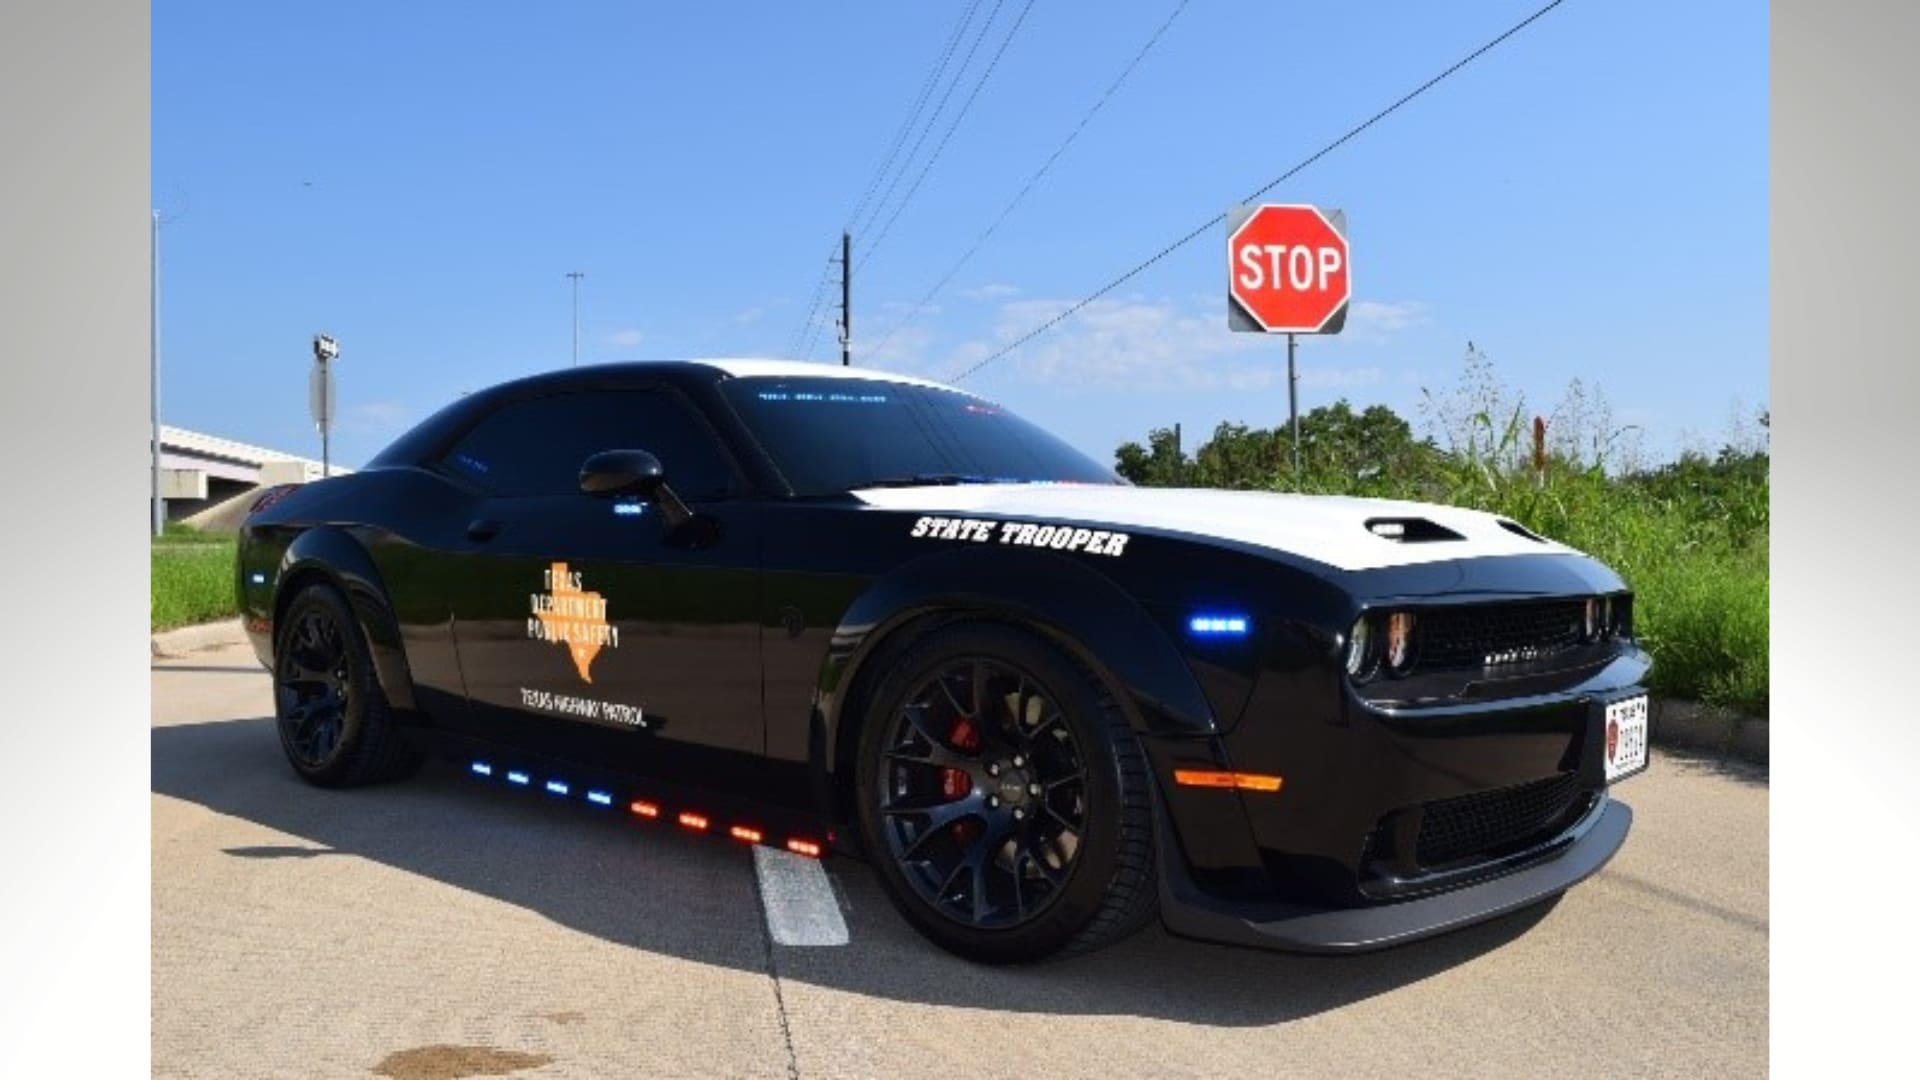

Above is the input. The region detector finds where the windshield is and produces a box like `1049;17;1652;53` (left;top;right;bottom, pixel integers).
721;376;1122;496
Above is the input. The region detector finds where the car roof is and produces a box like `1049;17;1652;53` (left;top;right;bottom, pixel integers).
365;358;972;469
678;357;961;392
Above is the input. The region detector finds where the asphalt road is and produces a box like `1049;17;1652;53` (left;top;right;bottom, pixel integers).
153;642;1768;1079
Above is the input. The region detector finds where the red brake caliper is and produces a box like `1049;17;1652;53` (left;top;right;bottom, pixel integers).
942;717;979;801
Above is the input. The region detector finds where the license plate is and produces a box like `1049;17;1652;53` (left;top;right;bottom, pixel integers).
1603;694;1649;783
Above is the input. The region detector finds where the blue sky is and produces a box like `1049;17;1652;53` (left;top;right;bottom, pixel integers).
154;0;1766;471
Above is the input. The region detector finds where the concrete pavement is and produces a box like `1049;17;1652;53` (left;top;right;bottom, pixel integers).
153;643;1767;1078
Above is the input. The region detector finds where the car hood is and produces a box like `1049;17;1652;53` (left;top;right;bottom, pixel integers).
848;483;1579;572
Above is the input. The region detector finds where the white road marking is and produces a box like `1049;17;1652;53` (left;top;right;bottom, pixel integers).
753;845;850;947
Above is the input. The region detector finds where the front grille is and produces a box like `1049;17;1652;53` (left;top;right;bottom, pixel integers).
1413;600;1588;671
1415;772;1587;868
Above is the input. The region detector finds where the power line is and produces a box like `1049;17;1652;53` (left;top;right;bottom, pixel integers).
786;242;839;358
858;0;1007;267
788;1;986;359
949;0;1572;384
845;0;986;237
868;0;1190;360
856;0;1039;274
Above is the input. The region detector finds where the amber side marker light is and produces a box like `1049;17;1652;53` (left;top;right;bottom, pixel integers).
786;839;823;858
677;811;710;831
630;800;660;819
729;825;763;844
1173;769;1284;793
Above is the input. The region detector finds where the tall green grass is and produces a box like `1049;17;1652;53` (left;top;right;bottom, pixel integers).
151;535;237;631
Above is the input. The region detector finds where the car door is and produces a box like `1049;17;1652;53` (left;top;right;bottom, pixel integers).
433;386;764;781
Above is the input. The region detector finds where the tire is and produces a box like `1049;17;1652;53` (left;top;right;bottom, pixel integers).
272;582;423;787
854;621;1157;964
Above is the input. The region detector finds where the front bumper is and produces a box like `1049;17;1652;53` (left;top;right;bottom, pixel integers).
1154;790;1629;953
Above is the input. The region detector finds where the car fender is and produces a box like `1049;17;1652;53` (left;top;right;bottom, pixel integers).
276;526;419;715
814;545;1219;812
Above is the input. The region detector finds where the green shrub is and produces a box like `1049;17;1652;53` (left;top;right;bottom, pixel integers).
1113;345;1769;716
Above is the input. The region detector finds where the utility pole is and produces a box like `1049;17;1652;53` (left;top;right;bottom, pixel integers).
566;271;584;367
1287;333;1300;477
151;210;163;537
837;231;852;366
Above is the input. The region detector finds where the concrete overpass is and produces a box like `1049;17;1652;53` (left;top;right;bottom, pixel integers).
154;425;345;526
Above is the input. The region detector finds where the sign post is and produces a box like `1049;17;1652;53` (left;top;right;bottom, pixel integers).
311;333;339;478
1226;203;1351;475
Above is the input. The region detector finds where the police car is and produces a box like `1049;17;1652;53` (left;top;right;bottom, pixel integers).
237;359;1649;964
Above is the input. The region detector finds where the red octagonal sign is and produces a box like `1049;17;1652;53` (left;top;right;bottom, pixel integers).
1227;204;1350;334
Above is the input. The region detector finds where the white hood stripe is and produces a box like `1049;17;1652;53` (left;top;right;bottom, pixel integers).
851;484;1576;572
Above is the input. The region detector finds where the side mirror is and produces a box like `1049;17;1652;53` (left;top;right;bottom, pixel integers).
579;449;695;532
579;449;666;497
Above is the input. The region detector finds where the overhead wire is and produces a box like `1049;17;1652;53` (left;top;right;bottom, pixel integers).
948;0;1572;383
855;0;1040;274
788;0;990;359
867;0;1191;360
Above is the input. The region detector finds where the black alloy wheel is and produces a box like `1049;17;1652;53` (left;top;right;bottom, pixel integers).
876;656;1090;929
856;622;1157;964
276;604;353;769
272;583;422;787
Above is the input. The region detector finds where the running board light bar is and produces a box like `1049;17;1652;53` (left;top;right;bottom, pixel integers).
469;761;826;858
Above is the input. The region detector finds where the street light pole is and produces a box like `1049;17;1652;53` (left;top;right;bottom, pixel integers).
311;334;339;479
566;271;584;367
151;210;164;537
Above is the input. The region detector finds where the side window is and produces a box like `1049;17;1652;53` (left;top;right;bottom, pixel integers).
440;390;736;498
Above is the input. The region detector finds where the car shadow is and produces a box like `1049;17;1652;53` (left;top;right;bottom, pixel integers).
152;715;1558;1028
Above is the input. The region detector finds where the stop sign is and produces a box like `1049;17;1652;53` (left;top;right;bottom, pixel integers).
1227;204;1350;334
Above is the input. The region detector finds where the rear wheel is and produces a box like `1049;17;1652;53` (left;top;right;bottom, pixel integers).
854;622;1157;963
273;583;422;787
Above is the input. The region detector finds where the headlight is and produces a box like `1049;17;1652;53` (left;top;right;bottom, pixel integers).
1346;616;1376;679
1599;596;1615;639
1385;612;1417;672
1583;597;1601;642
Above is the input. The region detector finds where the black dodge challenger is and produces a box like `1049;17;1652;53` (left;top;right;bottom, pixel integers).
237;358;1649;963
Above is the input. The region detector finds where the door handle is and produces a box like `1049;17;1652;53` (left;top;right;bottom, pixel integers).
466;519;502;542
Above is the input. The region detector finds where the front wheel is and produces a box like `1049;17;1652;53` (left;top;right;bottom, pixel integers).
854;622;1157;963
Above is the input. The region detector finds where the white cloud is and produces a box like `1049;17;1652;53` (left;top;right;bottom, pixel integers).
862;321;941;375
1302;366;1385;390
732;306;765;325
1341;300;1431;345
960;282;1020;301
953;296;1393;393
606;328;645;347
853;292;1426;393
341;400;410;436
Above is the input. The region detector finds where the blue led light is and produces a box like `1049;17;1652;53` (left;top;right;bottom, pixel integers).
506;770;530;785
757;390;887;404
586;790;613;806
545;780;570;796
249;572;267;585
470;761;493;777
613;502;645;516
1188;614;1251;636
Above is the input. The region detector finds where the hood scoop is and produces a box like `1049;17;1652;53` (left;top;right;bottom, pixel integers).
1365;517;1465;543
